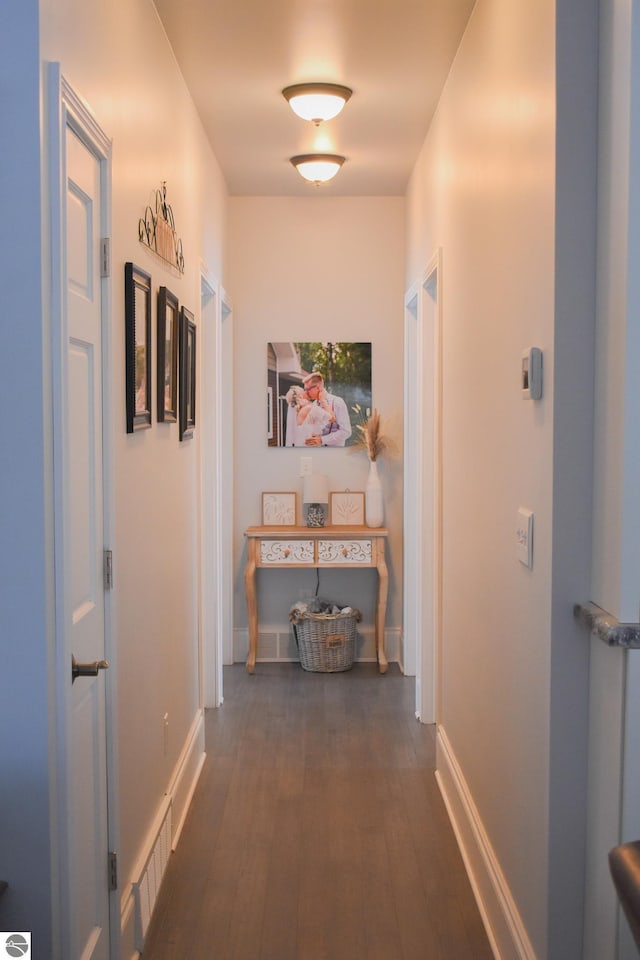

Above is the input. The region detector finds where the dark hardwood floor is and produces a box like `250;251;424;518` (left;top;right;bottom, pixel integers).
142;663;493;959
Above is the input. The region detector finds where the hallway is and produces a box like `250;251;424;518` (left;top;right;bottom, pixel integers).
142;663;493;959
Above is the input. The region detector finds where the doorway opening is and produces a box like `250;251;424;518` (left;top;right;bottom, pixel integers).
200;273;234;707
403;249;442;724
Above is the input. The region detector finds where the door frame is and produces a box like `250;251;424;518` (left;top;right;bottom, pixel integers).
199;269;220;707
403;285;421;688
48;64;118;958
218;292;234;671
403;248;443;724
199;267;233;707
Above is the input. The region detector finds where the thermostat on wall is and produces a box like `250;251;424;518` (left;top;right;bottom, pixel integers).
522;347;543;400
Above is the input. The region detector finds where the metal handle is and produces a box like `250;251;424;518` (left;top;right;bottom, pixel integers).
72;655;109;683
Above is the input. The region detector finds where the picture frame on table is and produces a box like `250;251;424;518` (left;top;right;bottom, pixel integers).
157;286;179;423
262;491;297;526
330;490;365;526
124;262;152;433
179;306;196;441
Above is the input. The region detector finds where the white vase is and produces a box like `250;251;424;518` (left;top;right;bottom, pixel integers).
365;459;384;528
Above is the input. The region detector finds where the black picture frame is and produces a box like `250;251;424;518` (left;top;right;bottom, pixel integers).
157;286;179;423
179;306;196;441
125;262;152;432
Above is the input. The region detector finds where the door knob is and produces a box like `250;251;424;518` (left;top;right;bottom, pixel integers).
72;655;109;683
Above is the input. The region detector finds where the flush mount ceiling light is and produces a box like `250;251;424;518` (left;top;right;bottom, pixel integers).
290;154;346;185
282;83;352;124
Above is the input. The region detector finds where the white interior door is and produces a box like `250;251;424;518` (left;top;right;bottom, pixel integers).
65;121;110;960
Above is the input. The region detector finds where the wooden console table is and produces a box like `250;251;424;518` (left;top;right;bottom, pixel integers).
244;525;389;674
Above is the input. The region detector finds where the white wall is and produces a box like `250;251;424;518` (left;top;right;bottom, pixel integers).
0;0;228;953
41;0;228;938
407;0;555;944
406;0;597;956
228;197;404;659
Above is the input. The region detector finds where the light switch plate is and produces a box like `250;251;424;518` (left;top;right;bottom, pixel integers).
299;456;312;478
516;508;534;568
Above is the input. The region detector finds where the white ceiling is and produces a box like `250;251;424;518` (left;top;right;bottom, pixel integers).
153;0;476;197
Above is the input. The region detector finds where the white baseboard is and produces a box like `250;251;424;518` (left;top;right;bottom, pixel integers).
436;726;537;960
119;888;138;960
166;708;206;850
233;624;401;664
119;708;206;957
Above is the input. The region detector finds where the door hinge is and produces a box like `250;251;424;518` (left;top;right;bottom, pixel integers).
108;851;118;891
104;549;113;590
100;238;111;278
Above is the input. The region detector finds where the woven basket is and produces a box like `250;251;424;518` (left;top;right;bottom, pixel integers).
294;610;360;673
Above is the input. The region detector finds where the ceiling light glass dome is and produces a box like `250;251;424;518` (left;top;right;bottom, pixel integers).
282;83;352;124
290;154;346;184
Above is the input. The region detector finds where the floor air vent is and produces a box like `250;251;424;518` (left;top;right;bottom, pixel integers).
134;801;172;949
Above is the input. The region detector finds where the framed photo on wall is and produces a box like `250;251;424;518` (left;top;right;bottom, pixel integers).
267;341;372;448
125;261;152;433
179;306;196;441
157;286;179;423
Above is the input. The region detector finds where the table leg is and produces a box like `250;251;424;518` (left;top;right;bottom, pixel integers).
244;542;258;673
375;538;389;674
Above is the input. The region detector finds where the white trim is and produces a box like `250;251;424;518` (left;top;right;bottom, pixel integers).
421;249;443;724
173;748;207;847
47;63;117;960
197;273;233;705
124;796;170;918
47;65;68;958
119;709;205;958
403;249;443;724
219;290;234;669
60;74;111;157
436;726;535;960
166;708;206;849
403;283;420;682
125;710;203;881
119;893;138;960
198;266;220;708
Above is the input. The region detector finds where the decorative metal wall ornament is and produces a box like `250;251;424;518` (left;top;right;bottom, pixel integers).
138;181;185;273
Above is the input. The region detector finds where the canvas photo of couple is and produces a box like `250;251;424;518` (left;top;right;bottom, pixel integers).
267;342;372;448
